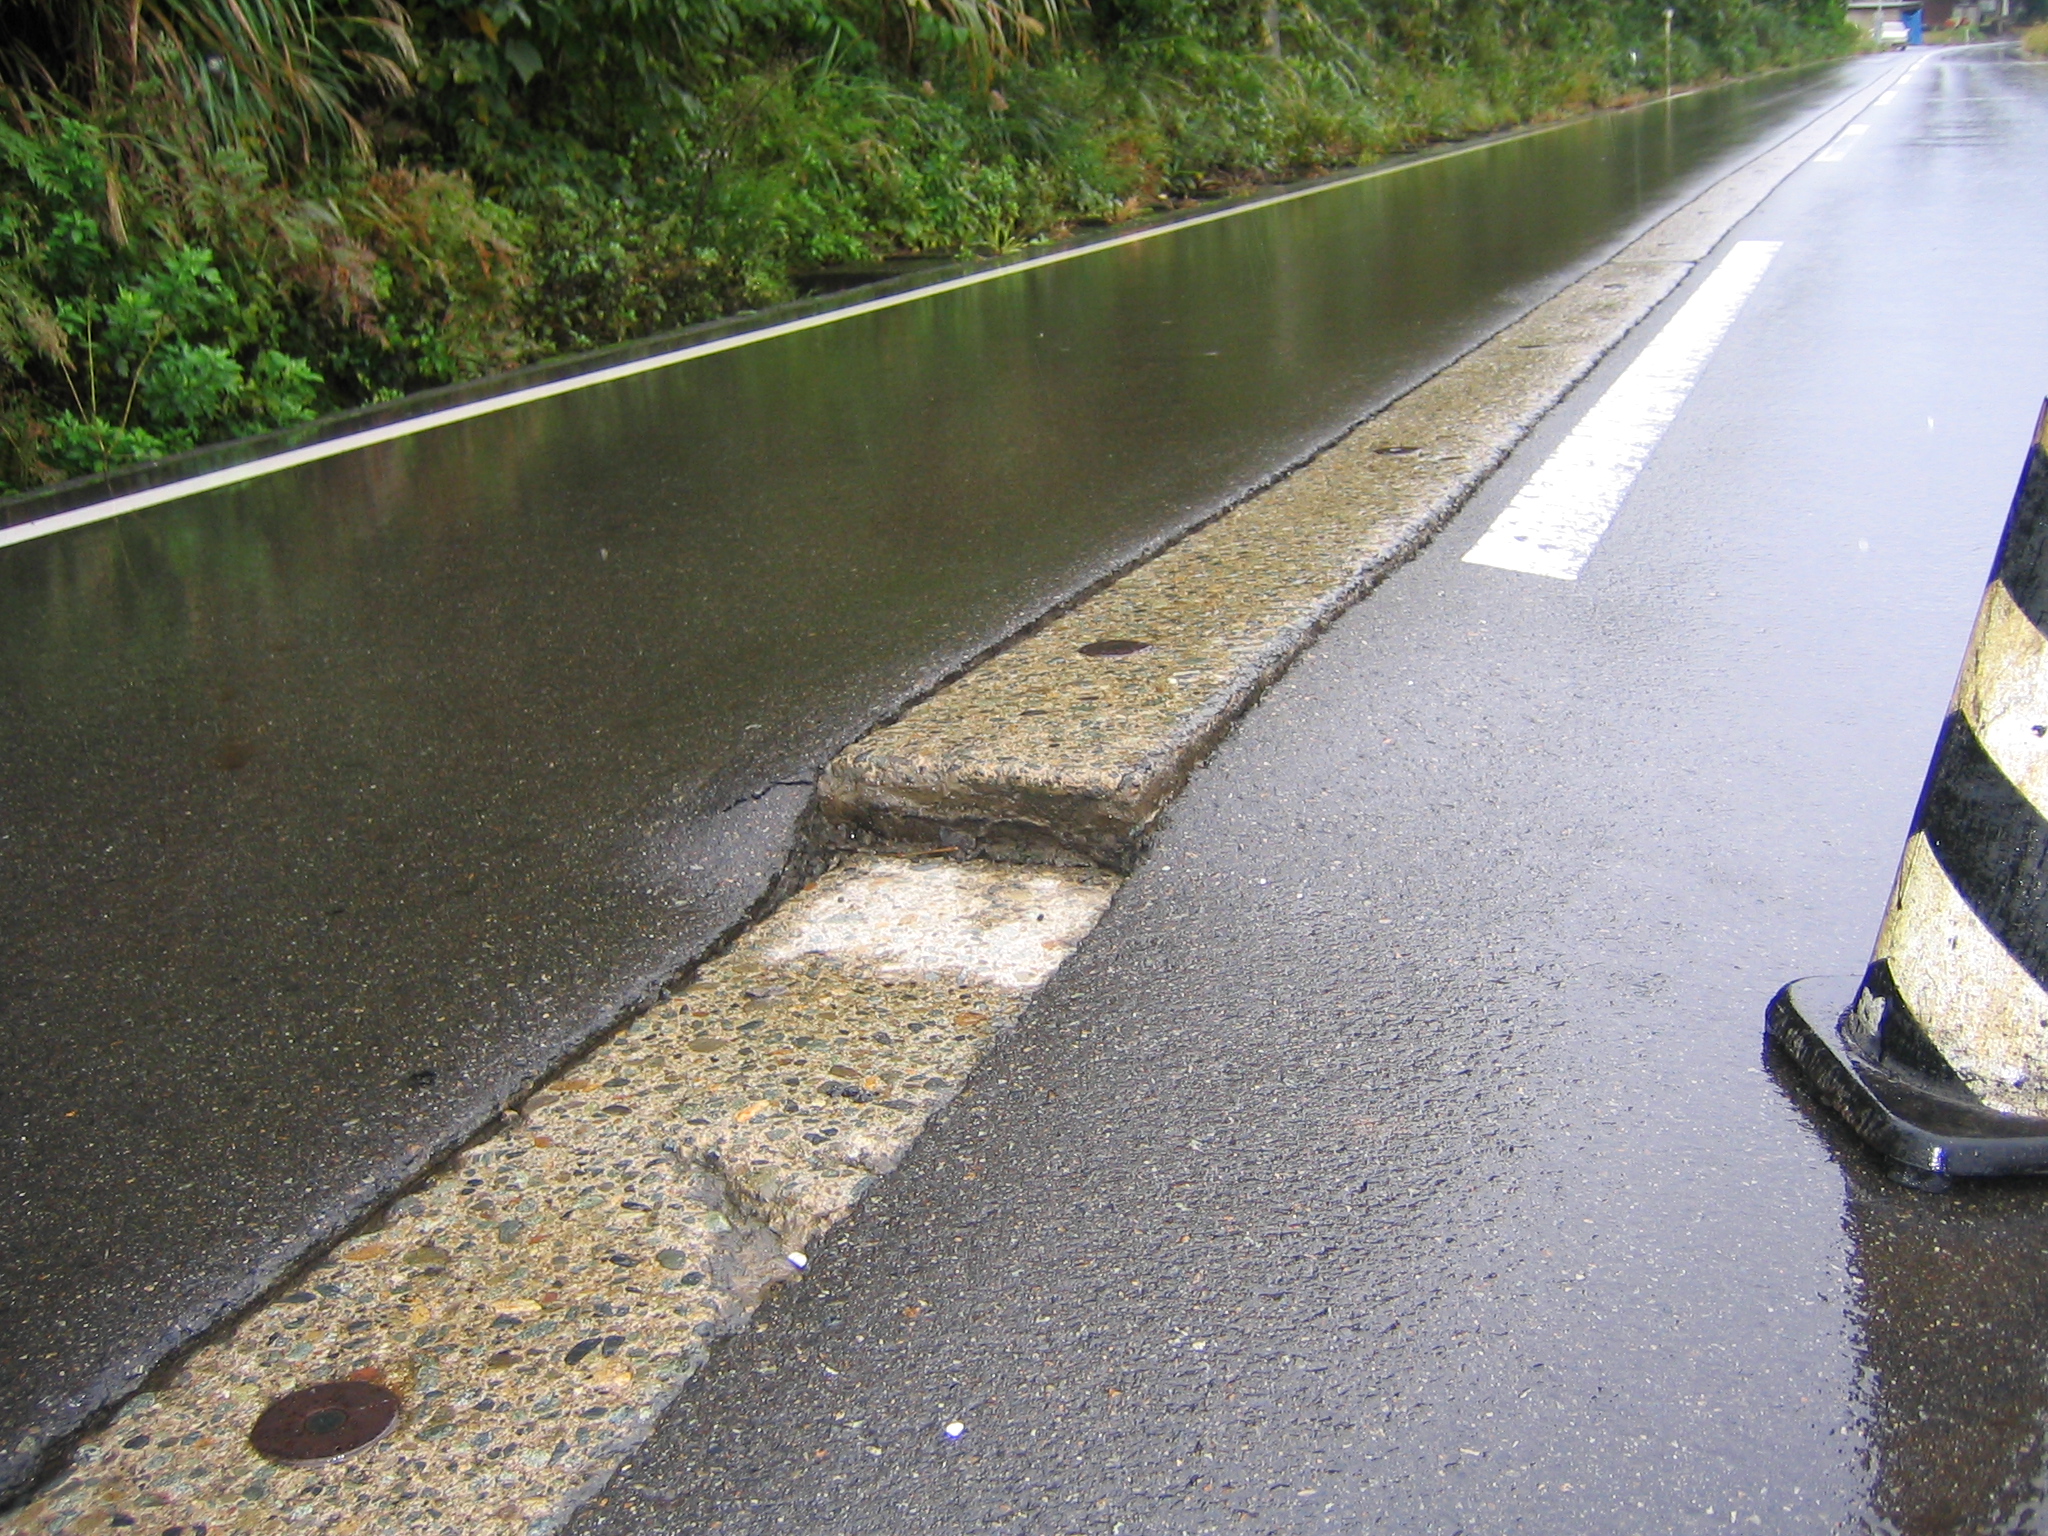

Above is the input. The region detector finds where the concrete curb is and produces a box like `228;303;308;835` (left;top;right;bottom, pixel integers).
820;66;1897;870
2;859;1116;1534
0;59;1899;1536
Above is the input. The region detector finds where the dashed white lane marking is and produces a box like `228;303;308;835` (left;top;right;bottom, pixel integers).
1877;90;1898;105
1815;122;1871;162
1461;240;1781;581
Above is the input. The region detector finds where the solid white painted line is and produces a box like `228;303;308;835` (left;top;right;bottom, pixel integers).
1461;240;1781;581
0;64;1907;557
0;115;1611;557
1815;122;1871;162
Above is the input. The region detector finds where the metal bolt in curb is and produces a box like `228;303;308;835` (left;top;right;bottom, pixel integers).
1077;639;1151;658
248;1381;401;1464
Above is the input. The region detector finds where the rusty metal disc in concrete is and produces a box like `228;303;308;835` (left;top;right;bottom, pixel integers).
247;1380;401;1463
1078;639;1151;658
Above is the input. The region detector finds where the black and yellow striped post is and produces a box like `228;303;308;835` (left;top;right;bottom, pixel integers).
1769;402;2048;1181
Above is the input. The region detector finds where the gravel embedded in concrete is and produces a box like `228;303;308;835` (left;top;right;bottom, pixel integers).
0;66;1892;1535
817;72;1881;871
0;859;1114;1536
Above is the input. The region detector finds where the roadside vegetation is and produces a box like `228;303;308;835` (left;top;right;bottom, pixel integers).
0;0;1854;495
2023;21;2048;53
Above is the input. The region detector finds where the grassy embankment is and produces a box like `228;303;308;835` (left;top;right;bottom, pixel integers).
0;0;1857;498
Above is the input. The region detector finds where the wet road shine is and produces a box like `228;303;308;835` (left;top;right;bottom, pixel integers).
1;65;1862;1497
574;46;2048;1536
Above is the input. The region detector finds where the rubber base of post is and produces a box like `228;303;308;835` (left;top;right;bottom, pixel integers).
1766;975;2048;1181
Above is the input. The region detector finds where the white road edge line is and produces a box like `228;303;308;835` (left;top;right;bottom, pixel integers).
0;117;1610;556
1461;239;1782;582
1814;121;1871;162
0;65;1909;557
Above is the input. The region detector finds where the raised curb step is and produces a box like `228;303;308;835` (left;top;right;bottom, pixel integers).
818;76;1882;871
0;61;1898;1536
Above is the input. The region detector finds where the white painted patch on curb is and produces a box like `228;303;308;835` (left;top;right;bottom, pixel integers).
1814;122;1870;161
0;856;1117;1536
1461;240;1782;581
758;859;1115;990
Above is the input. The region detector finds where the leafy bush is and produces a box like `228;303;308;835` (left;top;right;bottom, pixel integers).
0;101;528;487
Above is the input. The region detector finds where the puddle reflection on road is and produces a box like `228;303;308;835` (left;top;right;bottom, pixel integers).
1845;1154;2048;1533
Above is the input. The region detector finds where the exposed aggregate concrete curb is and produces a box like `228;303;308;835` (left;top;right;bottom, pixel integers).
0;58;1898;1536
1;861;1113;1534
823;260;1689;868
819;69;1893;870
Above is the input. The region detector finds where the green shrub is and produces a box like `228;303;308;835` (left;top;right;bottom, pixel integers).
0;0;418;167
0;100;528;488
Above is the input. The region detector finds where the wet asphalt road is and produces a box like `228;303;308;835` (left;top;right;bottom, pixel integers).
575;47;2048;1536
0;70;1866;1493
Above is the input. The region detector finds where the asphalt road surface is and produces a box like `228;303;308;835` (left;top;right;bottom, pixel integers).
575;45;2048;1536
0;67;1863;1495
